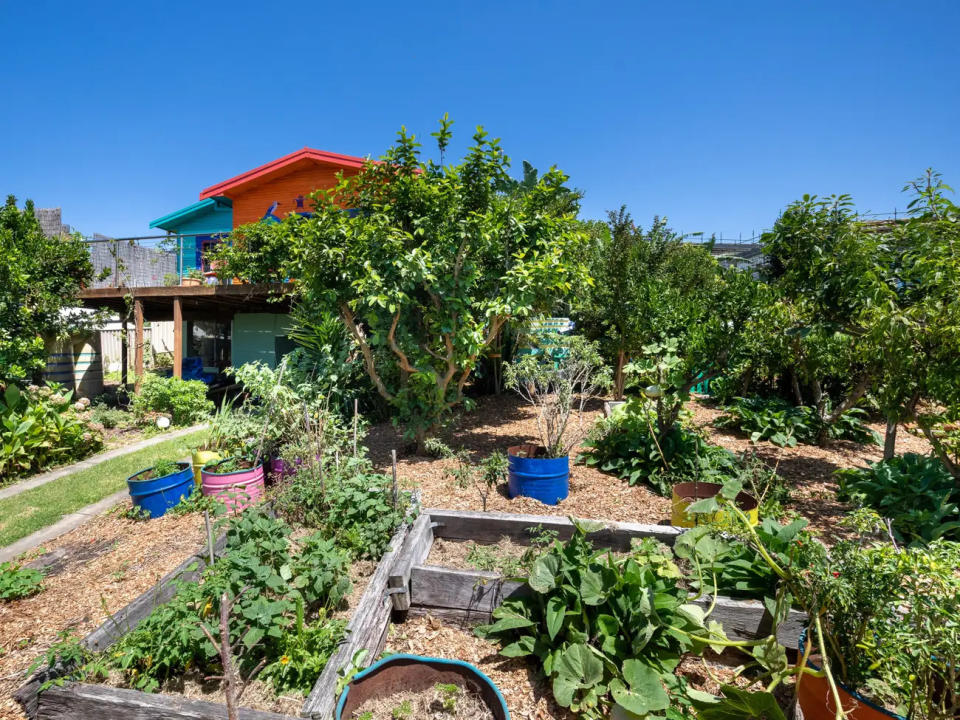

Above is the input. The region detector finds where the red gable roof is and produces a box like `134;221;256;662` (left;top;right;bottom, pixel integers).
199;147;368;200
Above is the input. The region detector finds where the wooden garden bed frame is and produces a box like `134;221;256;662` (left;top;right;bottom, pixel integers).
18;508;806;720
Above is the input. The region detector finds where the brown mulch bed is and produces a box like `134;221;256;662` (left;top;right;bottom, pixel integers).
0;503;204;719
366;393;931;542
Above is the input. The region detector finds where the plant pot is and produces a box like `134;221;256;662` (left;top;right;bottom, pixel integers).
191;449;222;483
797;632;905;720
268;457;296;482
180;276;202;286
336;654;509;720
670;481;759;528
126;462;194;519
200;457;265;513
507;444;569;506
603;400;626;417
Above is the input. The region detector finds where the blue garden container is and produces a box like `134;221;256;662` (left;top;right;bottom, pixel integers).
336;654;509;720
126;462;194;519
507;445;569;505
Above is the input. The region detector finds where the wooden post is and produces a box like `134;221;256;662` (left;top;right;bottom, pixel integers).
353;398;358;456
391;449;398;508
172;297;183;379
120;319;128;388
133;298;144;393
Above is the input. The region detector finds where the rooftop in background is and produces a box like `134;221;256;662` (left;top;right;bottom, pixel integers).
198;147;368;200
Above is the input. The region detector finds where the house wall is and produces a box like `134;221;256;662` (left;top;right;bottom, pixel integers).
231;313;291;368
229;164;359;228
164;205;233;273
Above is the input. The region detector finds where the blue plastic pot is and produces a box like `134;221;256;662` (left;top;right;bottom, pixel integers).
336;654;509;720
507;445;569;505
126;462;194;519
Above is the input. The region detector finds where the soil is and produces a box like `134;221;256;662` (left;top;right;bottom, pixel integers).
366;393;931;543
347;683;495;720
0;501;205;719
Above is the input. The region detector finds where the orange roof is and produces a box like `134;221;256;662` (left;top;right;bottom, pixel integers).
199;147;368;200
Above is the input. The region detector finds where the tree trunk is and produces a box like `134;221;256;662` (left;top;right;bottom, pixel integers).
739;365;754;398
790;368;803;406
883;418;898;461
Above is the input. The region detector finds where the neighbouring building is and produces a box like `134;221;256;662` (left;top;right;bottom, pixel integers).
79;147;368;389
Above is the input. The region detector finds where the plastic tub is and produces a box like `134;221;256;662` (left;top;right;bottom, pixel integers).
200;457;265;513
507;444;569;506
126;462;194;519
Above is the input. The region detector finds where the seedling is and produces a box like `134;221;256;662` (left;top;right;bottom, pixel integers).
435;682;460;712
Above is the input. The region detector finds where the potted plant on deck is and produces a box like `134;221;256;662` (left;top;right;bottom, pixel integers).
503;335;610;505
180;267;203;287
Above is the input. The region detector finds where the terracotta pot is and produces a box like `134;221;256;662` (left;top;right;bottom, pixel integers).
797;635;905;720
180;276;202;287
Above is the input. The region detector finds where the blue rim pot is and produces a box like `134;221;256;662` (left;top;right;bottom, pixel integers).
336;654;510;720
126;461;194;519
507;444;569;506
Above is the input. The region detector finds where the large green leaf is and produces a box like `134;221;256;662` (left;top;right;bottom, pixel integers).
611;659;670;715
556;643;603;687
529;553;560;593
546;594;566;640
689;685;787;720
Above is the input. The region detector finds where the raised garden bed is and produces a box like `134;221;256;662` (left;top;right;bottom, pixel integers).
17;509;416;720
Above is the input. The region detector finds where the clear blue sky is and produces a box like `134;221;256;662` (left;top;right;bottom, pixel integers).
3;1;958;239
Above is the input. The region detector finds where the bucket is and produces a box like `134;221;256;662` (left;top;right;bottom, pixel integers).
336;654;509;720
671;482;759;527
191;449;222;483
507;444;569;506
126;462;194;519
200;457;265;513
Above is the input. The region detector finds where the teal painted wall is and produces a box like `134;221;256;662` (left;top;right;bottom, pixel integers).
232;313;291;368
165;204;232;273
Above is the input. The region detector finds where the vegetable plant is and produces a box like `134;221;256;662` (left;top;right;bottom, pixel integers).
836;453;960;544
0;561;45;600
131;374;214;426
717;396;879;447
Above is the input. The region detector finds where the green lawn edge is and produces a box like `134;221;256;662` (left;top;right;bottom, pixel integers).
0;428;208;548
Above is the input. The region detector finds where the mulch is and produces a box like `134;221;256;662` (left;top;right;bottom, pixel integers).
0;503;204;719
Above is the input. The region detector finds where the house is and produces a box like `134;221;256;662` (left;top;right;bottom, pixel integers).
79;147;368;388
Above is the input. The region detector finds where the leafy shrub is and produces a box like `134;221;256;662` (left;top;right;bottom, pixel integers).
836;453;960;545
0;383;103;480
107;510;350;695
90;402;131;429
0;561;44;600
717;396;879;447
130;374;213;426
581;398;740;495
276;457;412;560
477;521;732;719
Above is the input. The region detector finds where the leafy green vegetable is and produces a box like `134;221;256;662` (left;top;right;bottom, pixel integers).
0;561;44;601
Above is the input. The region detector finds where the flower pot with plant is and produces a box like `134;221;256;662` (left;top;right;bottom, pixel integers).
200;456;265;513
503;335;610;505
126;459;194;519
180;267;203;286
684;493;960;720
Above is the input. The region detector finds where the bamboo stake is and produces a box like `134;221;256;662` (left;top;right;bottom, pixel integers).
391;449;399;508
353;398;358;457
204;510;215;565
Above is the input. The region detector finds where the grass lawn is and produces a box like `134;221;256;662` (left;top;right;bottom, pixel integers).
0;429;207;548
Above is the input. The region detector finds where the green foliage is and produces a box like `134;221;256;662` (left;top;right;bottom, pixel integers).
216;119;591;446
276;456;412;560
148;459;183;479
477;522;730;718
717;396;879;447
90;402;132;429
0;383;103;480
0;197;95;382
434;683;459;712
836;453;960;544
104;510;350;695
130;374;213;426
0;561;44;600
504;335;611;458
581;398;739;495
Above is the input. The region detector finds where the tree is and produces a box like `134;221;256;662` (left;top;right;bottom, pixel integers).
216;119;589;448
0;197;94;383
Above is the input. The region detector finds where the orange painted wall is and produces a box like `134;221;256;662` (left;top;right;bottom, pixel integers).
229;164;359;228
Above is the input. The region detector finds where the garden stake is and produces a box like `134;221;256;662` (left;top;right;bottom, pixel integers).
204;510;215;565
353;398;358;457
391;449;398;508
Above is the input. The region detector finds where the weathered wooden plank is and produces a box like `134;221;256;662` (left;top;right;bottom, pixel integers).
36;682;295;720
302;520;412;720
407;604;494;627
387;513;434;611
83;532;228;652
408;564;806;647
425;508;682;550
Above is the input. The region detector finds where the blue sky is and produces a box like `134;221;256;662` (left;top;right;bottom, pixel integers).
3;1;958;239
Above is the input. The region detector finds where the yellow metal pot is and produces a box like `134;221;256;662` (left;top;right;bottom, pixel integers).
191;449;222;483
671;482;759;528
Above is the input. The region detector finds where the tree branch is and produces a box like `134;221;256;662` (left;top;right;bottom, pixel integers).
340;303;394;402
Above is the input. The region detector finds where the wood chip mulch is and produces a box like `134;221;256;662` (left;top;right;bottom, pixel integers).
0;503;204;719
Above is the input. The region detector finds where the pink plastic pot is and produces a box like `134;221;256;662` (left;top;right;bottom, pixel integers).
200;458;265;513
